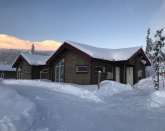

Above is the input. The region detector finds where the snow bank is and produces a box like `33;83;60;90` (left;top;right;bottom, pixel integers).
0;85;36;131
2;79;165;131
3;80;102;103
134;77;165;108
134;77;154;89
148;91;165;108
3;80;133;103
96;80;132;97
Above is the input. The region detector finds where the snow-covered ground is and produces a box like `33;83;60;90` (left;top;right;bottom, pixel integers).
1;78;165;131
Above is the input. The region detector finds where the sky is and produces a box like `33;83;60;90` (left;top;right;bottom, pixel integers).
0;0;164;48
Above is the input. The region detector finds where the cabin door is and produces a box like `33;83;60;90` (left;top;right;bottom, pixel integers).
55;59;64;82
115;66;120;82
126;67;134;85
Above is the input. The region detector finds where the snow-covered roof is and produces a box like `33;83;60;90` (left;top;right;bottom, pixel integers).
19;53;49;66
0;65;16;71
65;41;142;61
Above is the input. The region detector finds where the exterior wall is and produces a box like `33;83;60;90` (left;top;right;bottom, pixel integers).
32;65;48;79
127;54;146;84
133;59;146;84
49;50;91;84
65;50;91;84
91;59;127;84
15;58;49;80
17;60;32;79
90;58;145;85
0;71;16;79
91;59;115;84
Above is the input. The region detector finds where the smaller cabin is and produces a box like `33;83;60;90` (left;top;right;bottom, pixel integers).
12;53;49;80
0;64;16;79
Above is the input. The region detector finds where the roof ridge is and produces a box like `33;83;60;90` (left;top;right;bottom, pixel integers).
66;40;142;50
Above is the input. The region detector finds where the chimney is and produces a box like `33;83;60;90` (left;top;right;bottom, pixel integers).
31;43;35;54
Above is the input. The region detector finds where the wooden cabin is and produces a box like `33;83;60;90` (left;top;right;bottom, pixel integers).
0;65;16;79
12;53;49;80
47;41;151;85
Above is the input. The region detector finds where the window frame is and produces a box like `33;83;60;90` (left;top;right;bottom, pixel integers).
75;65;89;73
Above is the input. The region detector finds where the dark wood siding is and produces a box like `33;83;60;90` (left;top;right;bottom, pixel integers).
17;60;32;79
133;59;146;84
32;65;48;79
91;59;115;84
65;50;91;84
16;59;48;80
49;49;91;84
0;71;16;79
90;59;128;84
128;53;146;84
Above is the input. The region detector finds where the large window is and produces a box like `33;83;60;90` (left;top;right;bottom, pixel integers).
55;59;64;82
76;65;89;73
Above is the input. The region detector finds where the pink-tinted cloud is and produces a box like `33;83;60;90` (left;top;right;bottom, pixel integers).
0;34;61;51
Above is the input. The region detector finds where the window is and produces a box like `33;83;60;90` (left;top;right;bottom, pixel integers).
76;65;88;73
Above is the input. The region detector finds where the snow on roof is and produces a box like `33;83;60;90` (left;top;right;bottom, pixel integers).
20;53;49;65
0;65;16;71
65;41;142;61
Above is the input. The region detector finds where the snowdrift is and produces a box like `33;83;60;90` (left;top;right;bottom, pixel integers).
135;77;165;108
149;91;165;108
0;85;36;131
96;80;132;97
3;80;132;102
1;78;165;131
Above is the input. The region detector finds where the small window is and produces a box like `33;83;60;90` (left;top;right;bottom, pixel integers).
76;65;88;73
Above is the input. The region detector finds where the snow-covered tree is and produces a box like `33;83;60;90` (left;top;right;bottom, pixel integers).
152;29;165;90
145;28;165;90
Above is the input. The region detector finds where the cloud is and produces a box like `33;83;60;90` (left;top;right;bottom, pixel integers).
34;40;61;51
0;34;61;51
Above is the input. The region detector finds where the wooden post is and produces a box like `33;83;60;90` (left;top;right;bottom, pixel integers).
98;71;101;90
